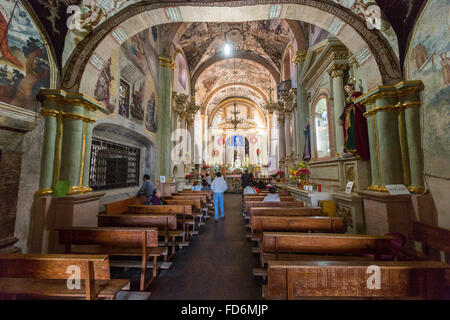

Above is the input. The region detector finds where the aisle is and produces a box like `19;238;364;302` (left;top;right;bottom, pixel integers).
148;193;262;300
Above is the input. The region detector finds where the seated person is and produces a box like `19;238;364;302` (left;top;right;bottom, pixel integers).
191;180;203;191
201;179;211;191
150;189;164;205
257;180;266;190
251;180;261;194
263;187;280;202
243;183;256;194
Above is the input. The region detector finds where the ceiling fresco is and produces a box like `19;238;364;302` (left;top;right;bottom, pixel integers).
196;58;276;108
176;20;294;74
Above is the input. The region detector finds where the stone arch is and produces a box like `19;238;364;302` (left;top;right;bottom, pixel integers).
63;1;401;94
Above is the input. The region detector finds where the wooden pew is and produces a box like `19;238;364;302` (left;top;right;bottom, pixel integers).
177;190;213;201
105;196;144;215
163;199;205;227
251;216;344;239
248;207;323;217
399;221;450;287
164;195;209;219
128;205;196;239
244;195;294;202
244;201;302;216
0;254;129;300
259;232;393;267
98;214;184;258
265;260;450;300
58;227;167;291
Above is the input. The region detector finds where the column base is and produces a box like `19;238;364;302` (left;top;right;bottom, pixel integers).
34;188;54;196
358;190;414;244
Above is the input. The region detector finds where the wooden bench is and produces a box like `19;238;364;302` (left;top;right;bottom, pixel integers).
98;214;184;259
177;190;213;201
164;195;209;219
259;232;393;267
163;199;205;227
58;227;167;291
244;195;295;202
128;205;196;239
244;201;302;217
399;221;450;286
0;254;129;300
248;207;323;217
266;260;450;300
105;196;144;215
251;216;344;239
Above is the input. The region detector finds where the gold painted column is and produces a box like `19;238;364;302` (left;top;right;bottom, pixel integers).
35;90;104;196
356;81;424;193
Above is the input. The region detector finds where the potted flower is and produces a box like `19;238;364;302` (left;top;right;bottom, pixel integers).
296;163;311;188
185;174;193;183
275;171;285;182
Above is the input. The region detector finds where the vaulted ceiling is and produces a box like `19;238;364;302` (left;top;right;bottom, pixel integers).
28;0;426;71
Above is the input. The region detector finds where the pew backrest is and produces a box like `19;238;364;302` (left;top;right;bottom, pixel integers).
59;227;158;249
164;199;201;210
105;197;143;215
249;207;323;217
251;216;344;233
267;260;450;300
98;214;178;230
0;254;110;280
128;204;192;215
262;232;393;256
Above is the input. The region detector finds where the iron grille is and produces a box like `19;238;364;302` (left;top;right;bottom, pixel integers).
89;138;140;190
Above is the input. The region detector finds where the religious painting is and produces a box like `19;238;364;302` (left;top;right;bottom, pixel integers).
94;57;115;114
0;2;50;111
145;92;157;132
130;80;144;121
128;34;146;66
406;0;450;177
118;78;130;118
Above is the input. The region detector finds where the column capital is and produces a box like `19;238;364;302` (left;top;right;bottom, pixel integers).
327;64;347;79
159;56;175;69
293;50;308;64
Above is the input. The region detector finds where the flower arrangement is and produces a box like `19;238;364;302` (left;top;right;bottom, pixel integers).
185;174;193;179
289;161;311;186
231;178;242;190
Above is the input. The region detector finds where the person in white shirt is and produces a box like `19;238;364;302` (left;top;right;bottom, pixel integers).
191;181;203;191
210;172;227;221
263;187;280;202
243;185;256;194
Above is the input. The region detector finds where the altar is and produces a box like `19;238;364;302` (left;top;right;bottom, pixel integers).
225;174;242;191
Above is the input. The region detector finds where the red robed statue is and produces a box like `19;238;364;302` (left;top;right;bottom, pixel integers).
338;83;370;161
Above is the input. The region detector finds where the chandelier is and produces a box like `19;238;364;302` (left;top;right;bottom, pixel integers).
261;83;278;114
226;102;244;130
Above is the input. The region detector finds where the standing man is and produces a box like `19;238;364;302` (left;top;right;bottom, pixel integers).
241;169;251;189
137;174;154;204
211;172;227;222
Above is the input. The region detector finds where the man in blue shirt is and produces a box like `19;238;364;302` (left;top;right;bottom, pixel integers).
137;174;154;203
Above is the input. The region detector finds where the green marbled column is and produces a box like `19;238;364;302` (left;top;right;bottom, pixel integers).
295;52;308;160
59;104;85;194
81;112;94;192
158;56;174;178
37;104;58;194
35;90;68;196
400;82;424;192
365;106;378;187
374;97;404;185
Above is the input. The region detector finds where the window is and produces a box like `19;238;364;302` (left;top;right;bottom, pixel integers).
119;79;130;117
89;138;140;190
314;97;331;158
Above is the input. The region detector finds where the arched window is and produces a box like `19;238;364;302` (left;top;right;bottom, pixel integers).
314;97;331;159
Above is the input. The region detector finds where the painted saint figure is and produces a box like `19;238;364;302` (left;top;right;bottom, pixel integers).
338;83;370;161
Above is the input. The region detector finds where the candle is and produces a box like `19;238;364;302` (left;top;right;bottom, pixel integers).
318;184;321;192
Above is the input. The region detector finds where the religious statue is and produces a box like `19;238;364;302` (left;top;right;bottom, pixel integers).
338;83;370;161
